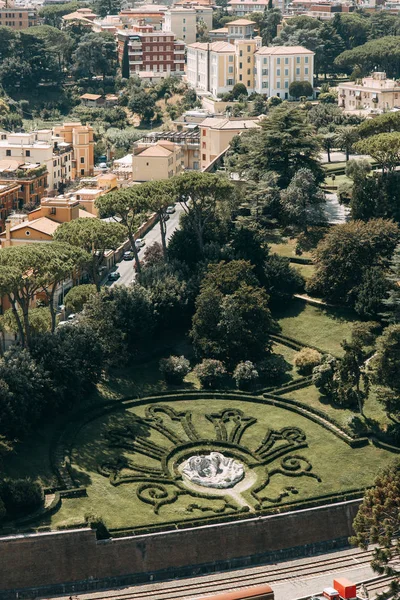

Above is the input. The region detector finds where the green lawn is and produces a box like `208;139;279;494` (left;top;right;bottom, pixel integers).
277;301;357;356
43;395;397;532
292;263;316;281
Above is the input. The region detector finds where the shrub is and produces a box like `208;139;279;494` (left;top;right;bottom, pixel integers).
294;348;322;375
233;361;259;390
0;478;44;517
257;354;291;385
85;512;110;540
159;355;190;384
194;359;227;389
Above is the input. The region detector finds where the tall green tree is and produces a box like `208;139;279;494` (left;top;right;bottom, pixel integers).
53;218;127;289
280;168;325;232
232;103;323;188
135;180;176;259
356;133;400;174
308;219;399;305
351;462;400;600
172;172;234;256
335;36;400;78
335;126;359;161
71;32;117;81
96;0;121;17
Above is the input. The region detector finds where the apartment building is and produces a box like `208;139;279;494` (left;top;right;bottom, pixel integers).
132;140;184;181
254;46;314;99
0;7;38;29
187;42;313;98
163;6;213;44
0;182;19;232
53;122;95;179
0;159;48;214
118;27;186;80
0;196;95;248
199;117;260;169
0;131;71;191
137;130;201;170
74;173;118;215
209;19;256;43
338;72;400;113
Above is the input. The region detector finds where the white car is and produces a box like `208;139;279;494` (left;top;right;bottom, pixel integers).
166;205;176;214
135;238;145;249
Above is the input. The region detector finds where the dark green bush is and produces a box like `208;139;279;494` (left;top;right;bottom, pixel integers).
194;359;227;389
1;478;44;517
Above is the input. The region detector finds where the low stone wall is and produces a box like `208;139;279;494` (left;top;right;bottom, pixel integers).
0;499;361;597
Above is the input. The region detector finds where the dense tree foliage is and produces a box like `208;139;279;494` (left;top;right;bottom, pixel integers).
335;36;400;78
308;219;399;308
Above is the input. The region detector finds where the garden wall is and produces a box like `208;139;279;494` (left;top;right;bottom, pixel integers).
0;499;361;597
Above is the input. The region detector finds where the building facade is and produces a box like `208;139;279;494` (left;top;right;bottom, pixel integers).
338;72;400;113
0;7;38;29
0;182;19;232
132;140;184;181
187;43;314;98
163;6;213;44
53;122;95;179
118;27;186;80
137;130;200;170
199;116;260;169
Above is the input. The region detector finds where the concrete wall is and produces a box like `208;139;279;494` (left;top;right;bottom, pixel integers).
0;499;360;596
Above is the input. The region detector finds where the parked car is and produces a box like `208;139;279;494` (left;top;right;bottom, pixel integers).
108;272;121;281
123;251;134;261
166;205;176;214
163;212;170;221
135;238;145;249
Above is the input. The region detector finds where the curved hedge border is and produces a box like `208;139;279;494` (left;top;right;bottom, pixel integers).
37;390;400;535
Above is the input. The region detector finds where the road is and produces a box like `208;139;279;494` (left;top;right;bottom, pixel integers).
109;204;185;288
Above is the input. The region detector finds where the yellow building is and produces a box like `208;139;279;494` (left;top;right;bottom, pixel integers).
132;140;183;181
74;173;118;215
200;116;260;170
338;72;400;113
53;123;95;179
254;46;314;99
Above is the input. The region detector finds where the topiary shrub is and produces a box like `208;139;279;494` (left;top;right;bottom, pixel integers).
0;478;44;518
159;355;190;384
233;361;259;390
294;348;322;375
194;359;227;389
85;512;110;540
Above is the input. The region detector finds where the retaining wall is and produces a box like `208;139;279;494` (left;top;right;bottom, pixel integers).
0;499;361;597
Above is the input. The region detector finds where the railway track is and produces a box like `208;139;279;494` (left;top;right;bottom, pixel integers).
361;575;397;599
55;548;374;600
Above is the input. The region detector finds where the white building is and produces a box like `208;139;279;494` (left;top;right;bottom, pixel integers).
254;46;314;99
338;72;400;113
0;130;73;191
163;6;212;44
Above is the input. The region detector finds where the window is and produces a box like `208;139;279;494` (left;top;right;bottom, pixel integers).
81;169;85;175
276;81;280;88
183;26;186;31
284;68;288;76
285;80;289;88
285;57;288;65
305;67;309;75
247;68;251;75
6;150;11;156
25;149;30;157
227;78;234;85
276;68;280;76
202;142;206;148
296;56;300;64
240;50;243;57
247;80;250;86
305;56;309;64
247;56;251;63
263;57;267;64
296;68;300;75
277;57;280;64
239;74;242;81
202;154;206;160
239;62;242;68
183;18;186;23
262;81;268;88
202;129;206;135
229;55;233;62
80;157;84;164
262;68;268;76
25;230;31;236
228;66;233;73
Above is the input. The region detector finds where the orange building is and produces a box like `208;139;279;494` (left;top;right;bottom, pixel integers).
0;182;19;233
53;123;95;179
0;159;48;220
0;196;95;247
0;7;39;29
